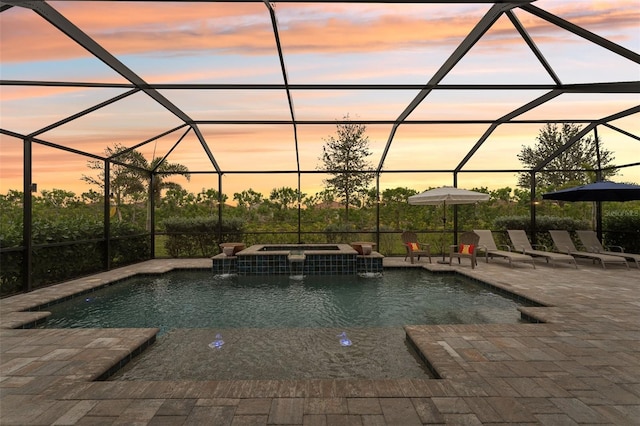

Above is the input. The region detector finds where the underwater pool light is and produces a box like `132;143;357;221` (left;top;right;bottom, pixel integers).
209;333;225;349
338;331;352;346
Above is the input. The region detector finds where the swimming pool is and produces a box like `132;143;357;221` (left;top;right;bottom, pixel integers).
43;269;531;380
44;269;526;332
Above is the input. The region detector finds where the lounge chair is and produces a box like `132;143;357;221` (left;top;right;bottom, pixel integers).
449;231;480;269
401;231;432;264
576;230;640;268
507;230;577;268
473;229;536;268
549;230;629;269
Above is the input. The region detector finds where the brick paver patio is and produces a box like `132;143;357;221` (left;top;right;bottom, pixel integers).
1;257;639;425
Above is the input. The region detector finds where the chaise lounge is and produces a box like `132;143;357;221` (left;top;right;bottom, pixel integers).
549;230;629;269
507;230;577;268
474;229;536;268
576;230;640;268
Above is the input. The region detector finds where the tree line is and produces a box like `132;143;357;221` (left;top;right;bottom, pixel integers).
1;120;635;240
2;120;639;295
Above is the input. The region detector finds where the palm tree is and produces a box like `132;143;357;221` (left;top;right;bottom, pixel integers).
83;144;190;230
145;156;191;231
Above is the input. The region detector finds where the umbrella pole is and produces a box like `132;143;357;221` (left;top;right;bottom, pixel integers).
438;202;448;264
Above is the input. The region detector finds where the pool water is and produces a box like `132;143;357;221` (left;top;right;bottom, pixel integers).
45;269;525;332
114;327;430;380
44;269;528;381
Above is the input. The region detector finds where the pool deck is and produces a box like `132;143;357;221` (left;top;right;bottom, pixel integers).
1;257;639;425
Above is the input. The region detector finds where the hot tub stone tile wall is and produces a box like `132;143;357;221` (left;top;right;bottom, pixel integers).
237;253;358;275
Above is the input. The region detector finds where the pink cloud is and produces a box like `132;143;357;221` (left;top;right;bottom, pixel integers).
2;1;638;195
2;2;636;63
0;86;90;102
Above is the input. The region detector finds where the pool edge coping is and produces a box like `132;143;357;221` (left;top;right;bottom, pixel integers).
1;263;548;330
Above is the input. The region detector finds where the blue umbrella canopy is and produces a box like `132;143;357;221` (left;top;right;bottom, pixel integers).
542;181;640;202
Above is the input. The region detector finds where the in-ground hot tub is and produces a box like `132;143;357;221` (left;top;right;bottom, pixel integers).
212;243;383;275
257;244;341;252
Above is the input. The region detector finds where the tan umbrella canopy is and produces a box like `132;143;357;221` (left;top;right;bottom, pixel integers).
409;186;491;206
408;187;490;261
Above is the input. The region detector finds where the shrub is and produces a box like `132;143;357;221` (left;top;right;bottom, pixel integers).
111;221;151;266
162;216;244;257
603;212;640;253
1;218;149;297
323;223;357;243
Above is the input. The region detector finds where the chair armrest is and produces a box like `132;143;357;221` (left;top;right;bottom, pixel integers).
476;244;488;254
498;244;512;252
477;244;489;261
531;244;548;251
605;245;624;252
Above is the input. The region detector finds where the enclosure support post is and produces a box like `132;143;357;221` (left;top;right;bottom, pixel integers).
149;173;155;258
594;126;603;241
23;138;33;292
104;160;111;270
452;173;458;247
218;173;223;245
298;172;302;244
376;174;380;249
530;172;537;245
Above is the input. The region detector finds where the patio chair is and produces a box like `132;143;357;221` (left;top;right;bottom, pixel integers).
549;230;629;269
507;230;577;268
473;230;536;268
449;231;480;269
576;230;640;268
401;231;432;264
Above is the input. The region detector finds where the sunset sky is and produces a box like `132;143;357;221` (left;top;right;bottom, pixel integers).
1;0;638;200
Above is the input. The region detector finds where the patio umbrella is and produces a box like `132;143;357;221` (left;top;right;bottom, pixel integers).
408;187;489;262
541;180;640;202
542;180;640;241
